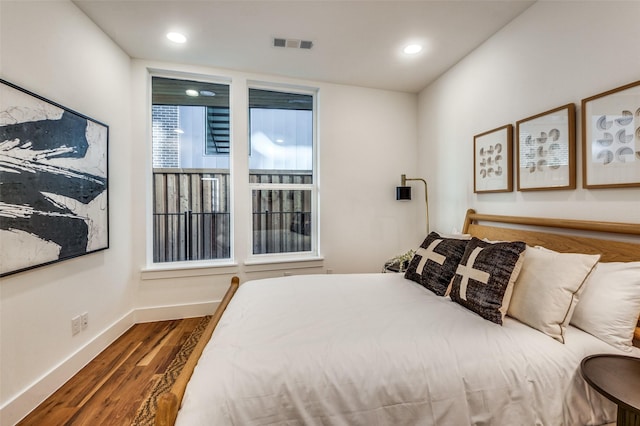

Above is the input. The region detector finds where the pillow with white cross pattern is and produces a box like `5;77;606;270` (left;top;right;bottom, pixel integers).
448;237;527;325
404;232;471;296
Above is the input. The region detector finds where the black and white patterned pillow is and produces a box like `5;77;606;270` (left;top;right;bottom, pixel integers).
449;237;526;324
404;232;470;296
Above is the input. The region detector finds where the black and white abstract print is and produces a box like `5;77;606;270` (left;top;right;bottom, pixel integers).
0;80;108;277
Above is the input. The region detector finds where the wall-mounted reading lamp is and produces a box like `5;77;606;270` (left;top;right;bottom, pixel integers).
396;174;429;234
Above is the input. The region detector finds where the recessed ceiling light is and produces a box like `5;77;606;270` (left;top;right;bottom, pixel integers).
403;44;423;55
166;32;187;43
199;90;216;97
185;89;199;97
275;138;284;144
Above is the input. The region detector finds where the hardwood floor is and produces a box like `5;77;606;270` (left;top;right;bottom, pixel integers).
18;317;204;426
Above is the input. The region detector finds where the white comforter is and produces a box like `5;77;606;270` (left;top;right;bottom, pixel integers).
176;273;639;426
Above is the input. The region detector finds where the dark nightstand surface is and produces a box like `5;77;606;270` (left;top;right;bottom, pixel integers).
383;265;405;273
581;354;640;422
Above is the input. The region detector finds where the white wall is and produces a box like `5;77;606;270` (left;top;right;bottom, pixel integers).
0;1;134;424
419;1;640;234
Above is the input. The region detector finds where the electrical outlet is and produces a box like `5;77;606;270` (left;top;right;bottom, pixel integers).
71;316;81;336
81;312;88;330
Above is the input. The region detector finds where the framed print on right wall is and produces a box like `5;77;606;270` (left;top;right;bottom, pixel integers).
582;80;640;189
516;103;576;191
474;124;513;193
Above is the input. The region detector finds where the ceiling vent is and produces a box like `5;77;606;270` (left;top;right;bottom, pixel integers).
273;38;313;50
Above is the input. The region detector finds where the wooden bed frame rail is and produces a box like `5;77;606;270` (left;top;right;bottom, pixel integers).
462;210;640;238
155;276;240;426
154;210;640;425
462;209;640;263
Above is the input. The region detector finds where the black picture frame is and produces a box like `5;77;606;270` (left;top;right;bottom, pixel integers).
0;79;109;277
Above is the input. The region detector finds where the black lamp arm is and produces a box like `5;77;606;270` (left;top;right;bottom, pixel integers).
400;174;429;234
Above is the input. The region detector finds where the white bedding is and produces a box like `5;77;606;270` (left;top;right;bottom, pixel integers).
176;273;640;426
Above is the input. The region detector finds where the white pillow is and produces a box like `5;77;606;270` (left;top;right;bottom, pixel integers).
571;262;640;352
507;246;600;343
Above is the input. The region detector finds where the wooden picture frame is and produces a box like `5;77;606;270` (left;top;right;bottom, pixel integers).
516;103;576;191
0;79;109;277
582;80;640;189
474;124;513;193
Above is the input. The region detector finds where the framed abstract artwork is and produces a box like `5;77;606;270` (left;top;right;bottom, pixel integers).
0;79;109;277
582;80;640;189
474;124;513;193
516;103;576;191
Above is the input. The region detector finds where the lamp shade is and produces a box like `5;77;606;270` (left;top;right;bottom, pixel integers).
396;186;412;200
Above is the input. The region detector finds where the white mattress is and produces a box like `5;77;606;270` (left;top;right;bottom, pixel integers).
176;273;639;426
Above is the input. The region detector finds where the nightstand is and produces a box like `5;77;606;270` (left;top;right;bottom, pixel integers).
581;354;640;426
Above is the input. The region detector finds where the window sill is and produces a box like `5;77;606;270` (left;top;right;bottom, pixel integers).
243;255;324;272
140;261;239;280
140;256;325;280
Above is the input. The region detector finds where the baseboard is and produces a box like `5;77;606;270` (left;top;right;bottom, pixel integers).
134;301;219;323
0;309;135;426
0;302;218;426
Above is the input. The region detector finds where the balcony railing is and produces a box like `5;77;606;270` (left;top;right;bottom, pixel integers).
153;169;312;262
153;211;231;262
153;210;311;262
253;211;311;254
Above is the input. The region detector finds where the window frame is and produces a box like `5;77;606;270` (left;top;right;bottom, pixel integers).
143;72;321;275
246;82;320;263
146;71;235;270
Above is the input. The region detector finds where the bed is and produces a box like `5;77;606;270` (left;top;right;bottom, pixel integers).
155;209;640;426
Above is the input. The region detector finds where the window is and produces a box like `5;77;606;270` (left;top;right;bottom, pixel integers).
248;88;317;256
151;77;231;263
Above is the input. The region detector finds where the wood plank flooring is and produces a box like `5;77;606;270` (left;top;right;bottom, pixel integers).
18;317;204;426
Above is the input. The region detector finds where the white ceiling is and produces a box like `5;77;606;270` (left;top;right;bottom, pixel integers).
72;0;535;93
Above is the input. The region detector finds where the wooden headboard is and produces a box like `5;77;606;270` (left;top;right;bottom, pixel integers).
461;209;640;346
